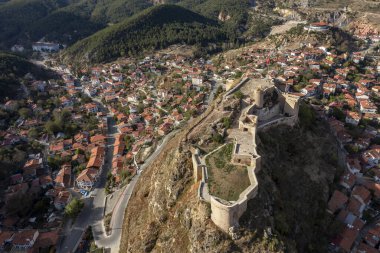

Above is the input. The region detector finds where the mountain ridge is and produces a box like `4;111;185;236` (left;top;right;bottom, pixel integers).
62;4;228;64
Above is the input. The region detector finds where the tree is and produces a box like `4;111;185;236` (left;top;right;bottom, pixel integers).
28;128;39;139
212;133;224;143
45;121;61;135
330;107;345;122
6;193;32;216
65;198;84;218
299;103;315;129
215;86;223;98
18;107;32;118
47;155;62;170
234;90;244;99
223;117;232;129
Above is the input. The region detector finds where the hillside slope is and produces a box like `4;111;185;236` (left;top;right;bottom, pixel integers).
120;103;341;252
0;0;69;48
0;0;252;49
0;0;154;48
62;4;227;64
0;52;56;101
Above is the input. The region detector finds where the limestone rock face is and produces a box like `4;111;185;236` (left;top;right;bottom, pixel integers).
120;132;236;252
218;11;231;22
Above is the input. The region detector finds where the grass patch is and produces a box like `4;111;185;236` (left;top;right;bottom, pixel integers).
206;143;250;201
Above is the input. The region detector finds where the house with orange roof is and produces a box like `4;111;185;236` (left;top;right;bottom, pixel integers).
345;111;361;126
55;165;72;188
364;223;380;247
352;185;371;205
54;191;72;210
49;142;64;154
362;146;380;168
334;225;359;253
86;146;105;170
76;168;99;190
12;230;39;250
327;190;348;214
32;230;60;253
0;231;14;251
84;103;98;114
336;209;365;230
346;158;362;175
340;171;356;190
347;196;365;217
360;100;377;114
90;134;106;145
357;242;378;253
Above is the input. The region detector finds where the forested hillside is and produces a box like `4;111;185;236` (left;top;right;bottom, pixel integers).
0;0;70;48
62;5;228;64
0;0;253;49
0;52;56;101
0;0;154;48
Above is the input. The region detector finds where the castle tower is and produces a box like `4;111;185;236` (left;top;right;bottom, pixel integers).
283;94;300;117
253;88;264;108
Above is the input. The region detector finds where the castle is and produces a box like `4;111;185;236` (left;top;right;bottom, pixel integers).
192;79;300;234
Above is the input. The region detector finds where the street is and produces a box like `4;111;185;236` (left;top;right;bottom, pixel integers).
58;108;179;253
58;105;117;253
91;129;179;252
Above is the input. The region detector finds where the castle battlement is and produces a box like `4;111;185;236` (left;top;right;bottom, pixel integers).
192;78;300;235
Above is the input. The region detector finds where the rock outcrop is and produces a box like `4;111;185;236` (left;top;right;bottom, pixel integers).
120;99;340;253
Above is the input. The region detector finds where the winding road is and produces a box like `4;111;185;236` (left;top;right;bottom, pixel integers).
91;129;179;252
58;106;178;253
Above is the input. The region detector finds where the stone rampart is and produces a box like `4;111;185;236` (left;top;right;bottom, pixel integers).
210;164;258;232
192;78;300;234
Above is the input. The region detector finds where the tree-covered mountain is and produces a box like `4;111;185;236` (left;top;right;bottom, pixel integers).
0;52;56;101
0;0;253;49
0;0;73;48
0;0;155;48
62;4;228;64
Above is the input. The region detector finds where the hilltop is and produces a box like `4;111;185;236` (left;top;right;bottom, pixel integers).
62;5;227;64
119;95;340;252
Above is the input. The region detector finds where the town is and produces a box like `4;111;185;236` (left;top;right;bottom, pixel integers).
0;21;380;253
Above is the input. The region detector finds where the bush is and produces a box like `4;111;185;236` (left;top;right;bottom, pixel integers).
234;90;244;99
212;133;224;143
64;198;84;218
222;117;232;129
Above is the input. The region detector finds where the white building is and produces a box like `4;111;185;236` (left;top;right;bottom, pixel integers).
11;44;24;52
32;42;60;52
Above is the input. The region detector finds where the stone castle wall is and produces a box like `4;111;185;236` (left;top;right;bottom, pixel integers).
210;162;259;232
193;78;299;234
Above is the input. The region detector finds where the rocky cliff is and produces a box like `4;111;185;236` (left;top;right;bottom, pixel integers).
120;103;341;253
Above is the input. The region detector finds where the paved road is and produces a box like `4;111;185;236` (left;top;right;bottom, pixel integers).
91;129;179;252
58;109;118;253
